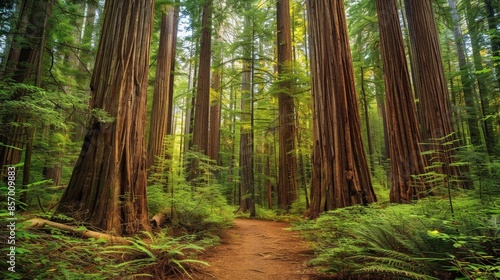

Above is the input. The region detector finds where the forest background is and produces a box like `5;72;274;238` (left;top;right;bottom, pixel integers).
0;0;499;279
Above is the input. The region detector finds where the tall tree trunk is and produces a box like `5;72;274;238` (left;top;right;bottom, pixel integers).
276;0;298;211
305;0;376;218
464;1;497;155
238;5;256;216
360;66;375;174
189;0;212;180
183;34;199;155
239;58;255;216
448;0;482;148
208;72;221;162
191;0;212;155
208;23;223;163
57;0;154;236
147;4;179;170
404;0;471;189
376;0;430;203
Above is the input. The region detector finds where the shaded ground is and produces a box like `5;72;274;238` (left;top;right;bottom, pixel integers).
187;218;320;280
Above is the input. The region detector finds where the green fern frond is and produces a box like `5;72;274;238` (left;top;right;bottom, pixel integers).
354;264;440;280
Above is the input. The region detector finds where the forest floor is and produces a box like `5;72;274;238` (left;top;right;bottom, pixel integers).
183;218;324;280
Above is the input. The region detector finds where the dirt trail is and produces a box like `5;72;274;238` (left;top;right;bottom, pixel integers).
190;219;318;280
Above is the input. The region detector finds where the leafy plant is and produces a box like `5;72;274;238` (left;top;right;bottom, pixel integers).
102;231;208;278
296;196;499;279
148;136;233;234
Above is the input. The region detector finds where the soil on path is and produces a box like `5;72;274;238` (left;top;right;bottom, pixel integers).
189;218;319;280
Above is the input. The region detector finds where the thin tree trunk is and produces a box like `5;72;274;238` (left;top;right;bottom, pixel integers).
208;23;223;163
190;0;212;181
239;59;255;216
465;0;496;155
191;0;212;155
448;0;482;147
360;66;374;174
238;3;256;217
147;5;179;170
277;0;298;211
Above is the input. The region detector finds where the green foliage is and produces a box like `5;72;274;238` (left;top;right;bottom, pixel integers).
295;195;499;279
102;231;208;278
148;136;234;234
0;81;88;130
1;224;207;279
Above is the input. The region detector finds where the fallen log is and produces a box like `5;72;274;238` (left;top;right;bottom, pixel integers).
24;218;129;243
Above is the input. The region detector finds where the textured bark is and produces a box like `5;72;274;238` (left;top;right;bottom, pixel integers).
376;0;430;203
189;0;212;181
208;72;221;162
276;0;298;210
147;5;179;169
237;3;255;216
57;0;154;235
191;0;212;155
239;58;255;216
208;24;223;163
305;0;376;218
404;0;471;189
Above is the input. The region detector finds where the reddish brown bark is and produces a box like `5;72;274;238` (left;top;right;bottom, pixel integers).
277;0;298;210
404;0;471;188
147;5;179;169
305;0;376;218
57;0;154;235
191;0;213;155
376;0;430;202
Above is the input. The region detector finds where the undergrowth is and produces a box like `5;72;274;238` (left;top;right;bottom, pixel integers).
295;194;499;279
0;223;208;279
1;136;234;279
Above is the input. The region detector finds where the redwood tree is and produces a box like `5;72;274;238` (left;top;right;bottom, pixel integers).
276;0;298;210
404;0;471;188
376;0;430;203
189;0;212;180
238;4;256;216
305;0;376;218
57;0;154;235
208;22;223;163
147;4;179;169
191;0;212;155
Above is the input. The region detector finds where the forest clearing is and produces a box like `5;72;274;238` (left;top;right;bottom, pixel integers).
0;0;499;279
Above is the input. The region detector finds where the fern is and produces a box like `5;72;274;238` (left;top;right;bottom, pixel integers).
102;232;208;278
353;264;440;280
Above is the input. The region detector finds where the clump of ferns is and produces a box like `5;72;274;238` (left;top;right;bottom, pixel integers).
102;231;208;279
348;223;444;280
